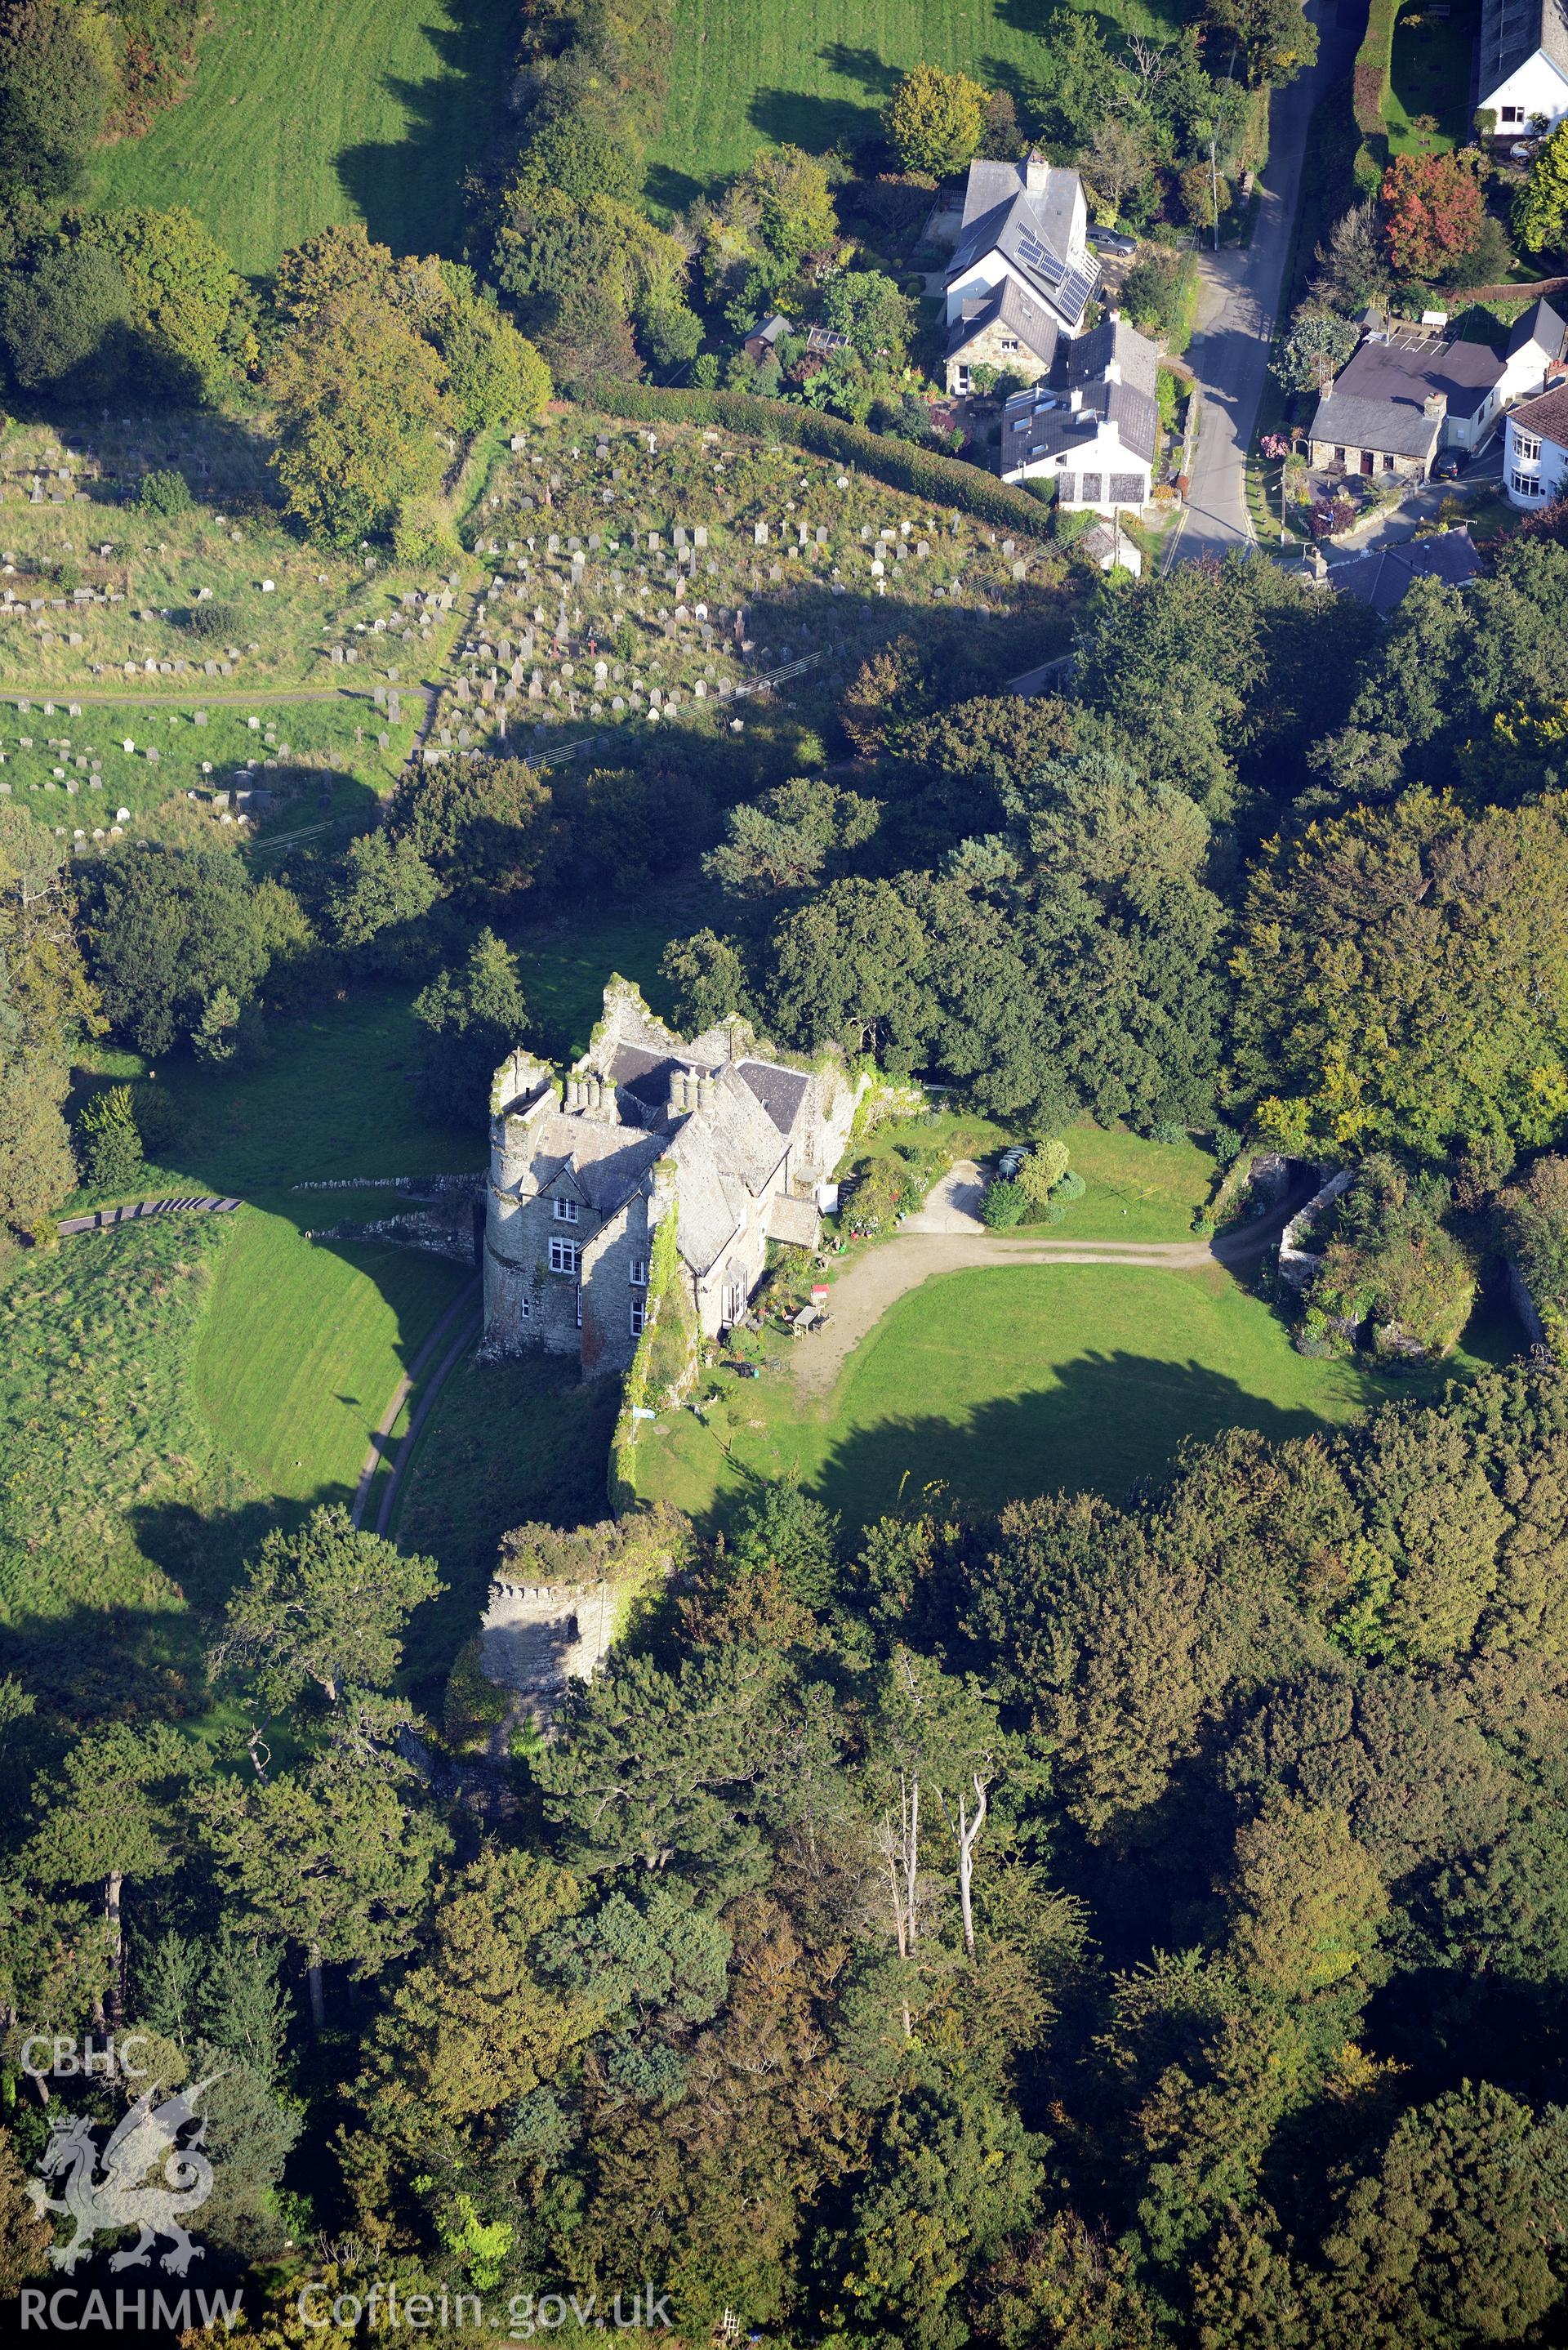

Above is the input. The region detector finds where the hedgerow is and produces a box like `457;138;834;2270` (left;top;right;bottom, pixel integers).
582;378;1058;537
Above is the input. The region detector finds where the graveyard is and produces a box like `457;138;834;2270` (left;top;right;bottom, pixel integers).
0;407;1077;854
437;412;1072;761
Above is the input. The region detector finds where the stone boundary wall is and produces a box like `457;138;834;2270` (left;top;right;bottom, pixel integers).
1278;1166;1354;1289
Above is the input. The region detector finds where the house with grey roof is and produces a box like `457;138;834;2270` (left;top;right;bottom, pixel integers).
996;314;1160;513
945;152;1099;394
483;979;862;1377
1321;526;1482;613
1307;307;1567;479
946;279;1062;395
1478;0;1568;135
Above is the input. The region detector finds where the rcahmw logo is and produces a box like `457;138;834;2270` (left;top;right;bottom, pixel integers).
20;2030;235;2325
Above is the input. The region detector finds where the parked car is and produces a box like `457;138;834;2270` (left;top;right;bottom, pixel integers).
1088;225;1138;255
1432;448;1468;480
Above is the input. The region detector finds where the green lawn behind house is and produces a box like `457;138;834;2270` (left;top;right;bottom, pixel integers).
635;1261;1519;1532
1385;0;1480;158
91;0;518;274
650;0;1187;206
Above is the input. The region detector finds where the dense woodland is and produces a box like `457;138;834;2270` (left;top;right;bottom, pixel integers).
14;1361;1568;2344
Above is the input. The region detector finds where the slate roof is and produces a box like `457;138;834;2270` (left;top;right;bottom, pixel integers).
1480;0;1568;93
946;278;1062;368
737;1058;811;1134
604;1041;717;1114
767;1193;822;1248
1510;379;1568;445
948;156;1099;331
1312;332;1508;459
997;315;1162;474
528;1118;666;1218
1509;295;1567;358
1328;528;1482;614
1067;316;1160;399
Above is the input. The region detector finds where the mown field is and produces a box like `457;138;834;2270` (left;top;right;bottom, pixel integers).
91;0;518;274
636;1261;1521;1531
648;0;1187;203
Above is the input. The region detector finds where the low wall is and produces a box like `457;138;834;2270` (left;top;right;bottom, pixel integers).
1278;1166;1354;1288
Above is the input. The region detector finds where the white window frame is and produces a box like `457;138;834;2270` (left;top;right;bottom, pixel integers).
549;1236;580;1274
1512;470;1546;497
1515;434;1542;462
551;1197;580;1224
629;1258;649;1287
1502;105;1525;124
630;1299;647;1337
576;1285;583;1329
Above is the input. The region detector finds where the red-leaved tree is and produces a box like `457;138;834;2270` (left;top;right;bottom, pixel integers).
1379;151;1484;281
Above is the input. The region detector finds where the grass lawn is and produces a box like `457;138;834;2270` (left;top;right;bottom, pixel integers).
189;1207;474;1510
635;1262;1521;1532
91;0;518;274
649;0;1187;204
1052;1123;1216;1239
849;1112;1217;1239
70;984;489;1539
1386;0;1480;158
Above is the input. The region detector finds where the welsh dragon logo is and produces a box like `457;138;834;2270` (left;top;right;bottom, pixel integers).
29;2077;221;2275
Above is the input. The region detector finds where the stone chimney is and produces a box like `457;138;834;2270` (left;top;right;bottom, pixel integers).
1025;149;1049;194
695;1074;716;1112
670;1067;692;1115
1423;390;1448;424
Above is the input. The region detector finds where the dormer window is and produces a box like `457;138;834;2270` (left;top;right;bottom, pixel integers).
552;1198;580;1223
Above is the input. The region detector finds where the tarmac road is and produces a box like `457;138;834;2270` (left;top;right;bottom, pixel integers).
1165;0;1363;565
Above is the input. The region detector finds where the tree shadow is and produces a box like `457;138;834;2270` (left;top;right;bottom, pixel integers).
332;0;520;260
807;1348;1359;1529
817;42;902;99
645;158;706;216
747;87;883;154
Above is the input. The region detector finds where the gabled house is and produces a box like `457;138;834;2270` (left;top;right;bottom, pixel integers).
483;980;863;1377
996;313;1160;514
945;279;1061;396
1322;526;1482;612
1478;0;1568;136
945;151;1099;387
1307;307;1568;479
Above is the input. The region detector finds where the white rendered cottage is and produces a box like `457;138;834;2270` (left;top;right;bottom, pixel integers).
1478;0;1568;135
996;314;1160;514
945;151;1099;394
1504;380;1568;504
